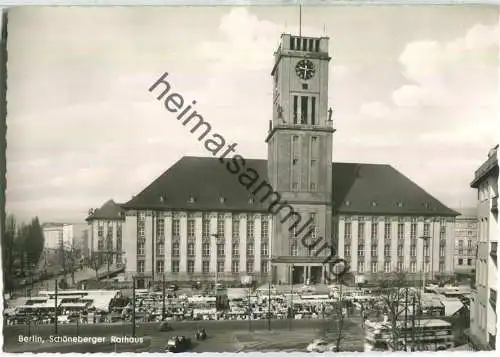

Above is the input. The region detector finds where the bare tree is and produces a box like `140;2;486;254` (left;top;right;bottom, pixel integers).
375;271;421;351
89;252;103;281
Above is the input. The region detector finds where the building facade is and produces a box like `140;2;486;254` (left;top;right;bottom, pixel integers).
454;208;479;274
86;199;125;268
42;222;87;251
468;144;498;350
117;33;458;288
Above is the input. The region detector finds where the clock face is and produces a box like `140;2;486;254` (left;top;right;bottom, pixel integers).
295;59;316;80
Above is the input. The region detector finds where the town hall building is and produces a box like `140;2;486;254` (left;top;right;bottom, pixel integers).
87;33;458;288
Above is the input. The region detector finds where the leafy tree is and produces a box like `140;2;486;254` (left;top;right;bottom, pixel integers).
2;214;17;291
24;217;44;267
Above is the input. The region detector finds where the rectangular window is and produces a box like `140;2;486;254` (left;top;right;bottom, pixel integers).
302;38;307;51
371;222;378;240
247;216;254;239
187;217;195;238
410;261;416;273
202;261;210;273
344;244;351;257
397;261;403;272
397;244;404;257
410;245;416;257
384;223;391;240
232;217;240;238
188;242;195;257
467;258;472;266
202;213;210;239
261;219;269;239
172;242;180;257
172;219;180;237
217;243;225;258
156;218;164;239
358;223;365;242
344;222;352;242
137;260;145;273
301;96;308;124
217;214;225;236
357;245;364;257
202;243;210;257
293;95;298;124
187;260;195;273
458;258;463;265
311;97;316;125
217;261;224;273
308;38;314;51
246;261;254;273
232;243;239;257
439;262;445;272
410;223;417;239
247;243;254;258
371;262;378;273
423;223;430;237
261;261;269;274
137;241;145;256
384;261;391;273
315;39;320;52
384;244;391;257
357;261;364;273
172;260;179;273
290;36;295;50
231;261;239;273
397;223;404;240
156;260;164;274
261;242;268;257
371;244;378;258
157;242;165;256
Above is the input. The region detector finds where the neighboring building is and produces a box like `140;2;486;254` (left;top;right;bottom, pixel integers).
116;33;458;289
85;199;125;268
454;208;479;274
42;222;87;251
467;144;498;351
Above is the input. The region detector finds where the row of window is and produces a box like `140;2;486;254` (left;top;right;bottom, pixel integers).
457;258;473;266
137;240;269;258
343;244;446;258
97;236;122;252
292;95;317;125
137;259;269;274
97;224;122;239
355;260;446;273
344;222;441;241
137;214;269;241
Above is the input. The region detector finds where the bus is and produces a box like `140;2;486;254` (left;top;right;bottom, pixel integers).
364;318;454;351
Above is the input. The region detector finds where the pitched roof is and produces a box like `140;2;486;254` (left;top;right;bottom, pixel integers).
86;199;125;221
122;156;458;217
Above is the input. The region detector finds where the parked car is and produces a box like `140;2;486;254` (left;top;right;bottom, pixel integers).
165;336;191;353
306;339;336;353
158;321;173;332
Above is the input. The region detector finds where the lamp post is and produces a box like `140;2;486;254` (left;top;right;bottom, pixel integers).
418;236;431;293
241;275;252;332
289;265;295;331
211;234;223;291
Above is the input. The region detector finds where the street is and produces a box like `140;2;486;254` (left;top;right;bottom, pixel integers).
3;317;364;353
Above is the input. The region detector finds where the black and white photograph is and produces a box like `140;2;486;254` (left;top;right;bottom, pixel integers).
1;2;498;353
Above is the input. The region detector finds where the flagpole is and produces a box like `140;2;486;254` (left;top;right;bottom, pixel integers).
299;2;302;38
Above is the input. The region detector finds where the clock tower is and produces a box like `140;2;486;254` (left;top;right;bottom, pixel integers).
266;34;335;284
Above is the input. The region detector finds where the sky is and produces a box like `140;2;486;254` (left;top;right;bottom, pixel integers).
5;5;500;223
